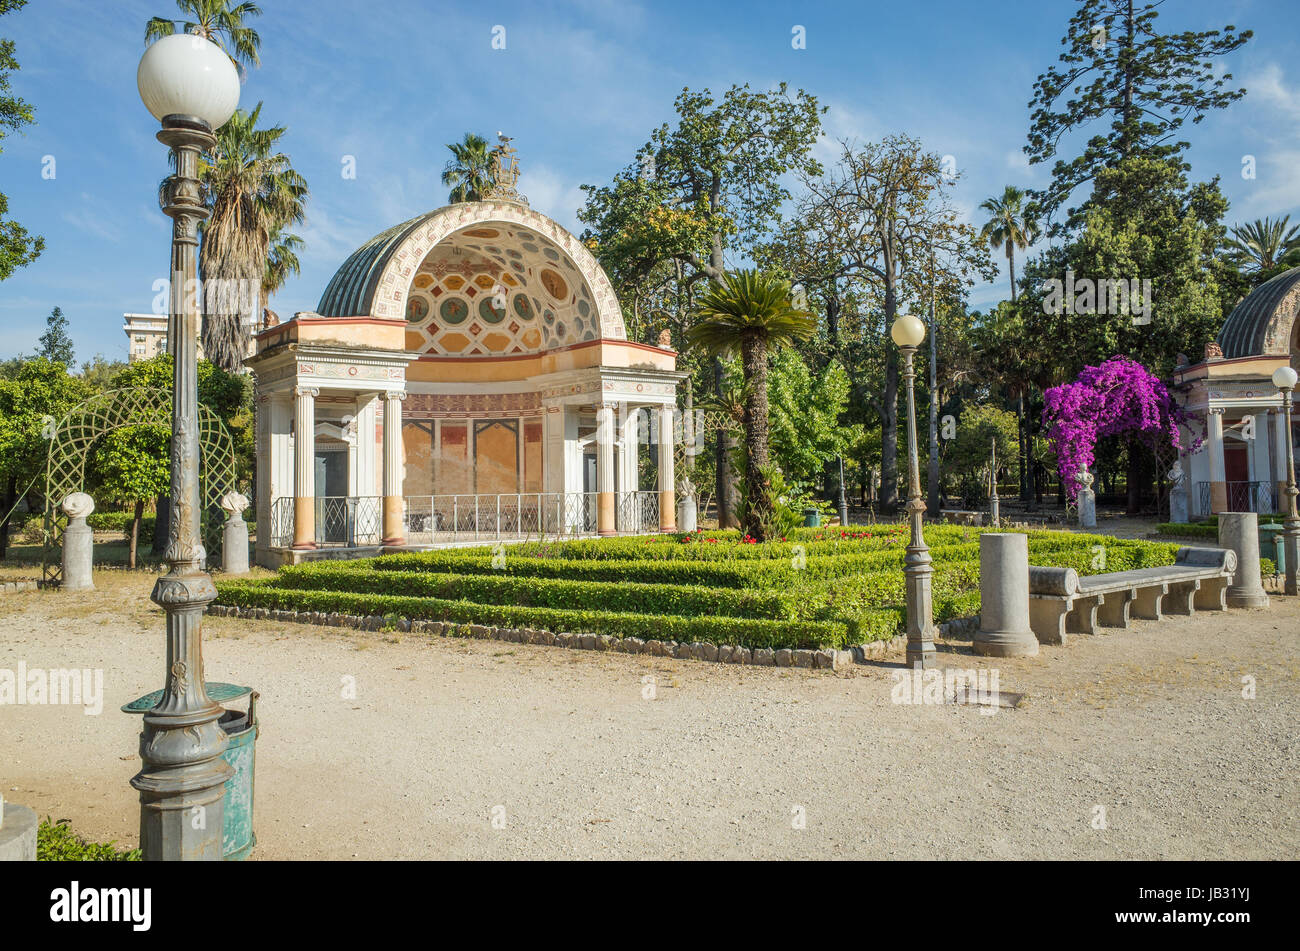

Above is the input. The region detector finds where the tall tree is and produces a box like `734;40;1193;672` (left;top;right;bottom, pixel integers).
36;306;74;365
979;185;1039;302
1221;216;1300;273
0;0;42;281
770;136;991;510
1026;0;1250;231
194;103;308;371
145;0;262;69
441;133;496;203
261;227;302;316
688;270;816;541
580;83;824;527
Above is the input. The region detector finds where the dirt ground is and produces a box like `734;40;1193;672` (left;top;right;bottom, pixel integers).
1;568;1296;860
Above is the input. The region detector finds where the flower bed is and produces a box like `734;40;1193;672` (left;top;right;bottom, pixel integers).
214;526;1180;650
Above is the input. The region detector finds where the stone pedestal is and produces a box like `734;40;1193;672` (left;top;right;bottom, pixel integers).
677;478;697;533
220;492;250;575
1219;512;1269;608
61;492;94;592
973;532;1040;657
1076;467;1097;529
0;802;37;861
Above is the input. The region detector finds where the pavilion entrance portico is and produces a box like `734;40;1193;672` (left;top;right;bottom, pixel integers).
248;197;685;568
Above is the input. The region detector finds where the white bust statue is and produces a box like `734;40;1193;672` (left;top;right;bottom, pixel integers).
1076;466;1094;490
61;492;94;520
219;491;250;517
1167;461;1185;485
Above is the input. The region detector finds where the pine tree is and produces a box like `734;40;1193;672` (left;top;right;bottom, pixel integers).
37;305;74;365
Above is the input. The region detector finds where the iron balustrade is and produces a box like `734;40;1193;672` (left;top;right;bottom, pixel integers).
267;490;668;548
1197;480;1275;514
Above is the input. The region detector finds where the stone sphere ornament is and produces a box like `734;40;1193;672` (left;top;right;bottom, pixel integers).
137;33;240;129
61;492;94;520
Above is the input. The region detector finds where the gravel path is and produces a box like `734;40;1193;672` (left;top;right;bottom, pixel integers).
2;571;1296;859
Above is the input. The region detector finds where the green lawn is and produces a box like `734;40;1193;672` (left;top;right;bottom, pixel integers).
214;525;1181;651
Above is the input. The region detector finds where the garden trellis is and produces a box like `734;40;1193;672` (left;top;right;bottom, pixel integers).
41;387;236;585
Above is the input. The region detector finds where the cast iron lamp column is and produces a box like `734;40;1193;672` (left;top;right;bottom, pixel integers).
132;33;240;860
1274;366;1300;596
892;313;937;669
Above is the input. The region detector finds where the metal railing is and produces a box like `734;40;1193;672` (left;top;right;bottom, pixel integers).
1197;481;1275;514
267;491;667;548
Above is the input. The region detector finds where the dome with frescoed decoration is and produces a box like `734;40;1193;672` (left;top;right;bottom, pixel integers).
315;202;625;357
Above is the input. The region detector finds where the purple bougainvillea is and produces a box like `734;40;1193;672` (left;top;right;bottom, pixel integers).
1042;356;1201;502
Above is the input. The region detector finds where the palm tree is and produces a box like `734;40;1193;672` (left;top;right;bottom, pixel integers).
145;0;263;69
441;133;496;203
688;270;816;541
1222;216;1300;273
196;103;308;371
261;228;303;316
979;185;1039;302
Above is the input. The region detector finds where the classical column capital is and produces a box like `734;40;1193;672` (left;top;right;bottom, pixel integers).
294;385;319;399
385;389;407;402
1207;406;1225;416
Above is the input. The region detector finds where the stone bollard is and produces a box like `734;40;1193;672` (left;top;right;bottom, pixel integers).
973;532;1040;657
220;491;251;575
0;798;38;861
1076;466;1097;529
1219;512;1269;608
676;477;697;533
61;492;95;591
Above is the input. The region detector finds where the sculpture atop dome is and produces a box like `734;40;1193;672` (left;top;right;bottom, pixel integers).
486;133;527;205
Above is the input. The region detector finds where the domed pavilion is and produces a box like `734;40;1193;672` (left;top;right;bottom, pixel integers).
1173;267;1300;518
248;168;684;567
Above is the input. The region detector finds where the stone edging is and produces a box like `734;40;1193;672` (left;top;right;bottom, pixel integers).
0;581;39;595
208;605;982;671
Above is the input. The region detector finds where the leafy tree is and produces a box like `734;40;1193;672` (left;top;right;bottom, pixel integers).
194;102;309;372
261;227;302;316
979;185;1039;302
943;404;1018;506
688;270;816;541
767;348;850;488
441;133;496;203
0;0;42;281
145;0;262;68
1026;0;1250;231
36;306;74;365
78;355;128;391
0;358;88;556
90;425;169;568
1221;216;1300;273
580;83;824;527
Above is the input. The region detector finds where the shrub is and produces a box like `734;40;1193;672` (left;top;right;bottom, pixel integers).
37;818;141;861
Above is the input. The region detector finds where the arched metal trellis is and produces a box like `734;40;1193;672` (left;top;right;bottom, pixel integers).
42;387;237;585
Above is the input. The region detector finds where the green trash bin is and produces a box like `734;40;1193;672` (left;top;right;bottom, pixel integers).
803;507;821;527
122;682;259;861
1259;523;1285;576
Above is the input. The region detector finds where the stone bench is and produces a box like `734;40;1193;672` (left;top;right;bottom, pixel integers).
1027;547;1236;645
939;509;983;526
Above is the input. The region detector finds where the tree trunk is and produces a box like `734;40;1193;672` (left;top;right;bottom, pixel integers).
880;351;900;512
129;498;144;570
683;376;695;474
1008;246;1018;303
0;475;16;559
712;356;740;529
739;333;770;539
1126;441;1143;515
1018;394;1030;503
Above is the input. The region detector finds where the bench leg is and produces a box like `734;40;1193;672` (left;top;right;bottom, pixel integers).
1097;589;1135;629
1131;583;1168;620
1029;597;1071;645
1066;594;1104;635
1166;580;1199;616
1194;576;1228;612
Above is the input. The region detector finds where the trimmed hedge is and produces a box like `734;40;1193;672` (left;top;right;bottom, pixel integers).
216;579;853;649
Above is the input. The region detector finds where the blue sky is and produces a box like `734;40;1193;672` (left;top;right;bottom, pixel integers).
1;0;1296;362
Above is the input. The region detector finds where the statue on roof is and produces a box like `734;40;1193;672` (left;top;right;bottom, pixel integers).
485;133;528;205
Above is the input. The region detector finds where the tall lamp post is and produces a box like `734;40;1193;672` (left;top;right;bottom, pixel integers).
132;33;241;860
892;313;937;669
1274;366;1299;596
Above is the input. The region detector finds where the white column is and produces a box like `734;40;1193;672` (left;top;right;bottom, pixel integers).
351;393;379;498
1249;412;1272;509
658;404;676;531
382;390;405;545
596;402;615;535
292;386;317;549
1208;408;1226;513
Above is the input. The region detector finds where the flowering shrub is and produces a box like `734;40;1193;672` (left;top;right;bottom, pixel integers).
1041;355;1200;501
